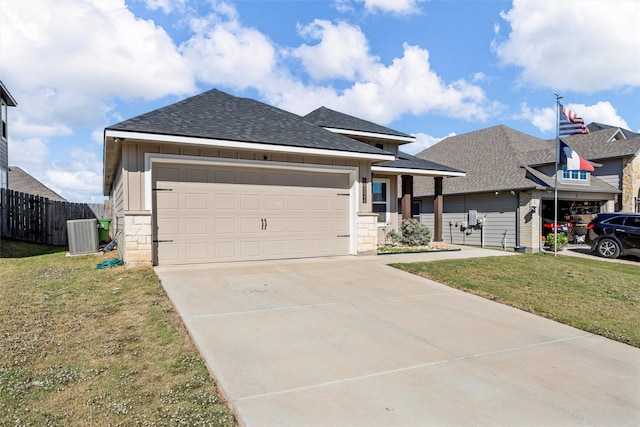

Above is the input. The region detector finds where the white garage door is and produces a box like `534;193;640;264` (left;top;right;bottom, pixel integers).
153;163;352;265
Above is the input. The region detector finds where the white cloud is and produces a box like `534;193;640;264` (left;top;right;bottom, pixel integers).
141;0;187;14
402;132;456;155
45;149;105;203
350;0;425;15
180;11;277;89
273;39;501;126
494;0;640;92
521;101;630;134
8;138;50;167
291;20;377;81
0;0;195;128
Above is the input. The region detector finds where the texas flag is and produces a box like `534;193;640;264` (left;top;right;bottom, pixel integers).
559;140;594;172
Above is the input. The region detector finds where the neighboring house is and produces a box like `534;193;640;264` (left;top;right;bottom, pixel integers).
413;125;640;253
0;81;18;190
7;166;67;201
103;89;464;266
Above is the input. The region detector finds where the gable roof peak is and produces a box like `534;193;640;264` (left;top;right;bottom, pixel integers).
304;106;412;140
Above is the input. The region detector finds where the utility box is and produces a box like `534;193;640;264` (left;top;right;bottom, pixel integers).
468;210;478;227
67;219;99;255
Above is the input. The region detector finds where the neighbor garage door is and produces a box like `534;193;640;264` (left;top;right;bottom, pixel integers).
153;163;352;265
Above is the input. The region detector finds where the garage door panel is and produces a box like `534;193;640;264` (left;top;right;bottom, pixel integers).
214;218;236;233
154;163;352;265
156;191;179;209
265;217;285;232
266;195;285;210
158;217;180;235
185;243;208;261
185;193;208;209
290;196;308;210
185;218;207;234
214;194;236;210
265;240;286;257
239;241;261;258
239;218;261;234
157;243;179;263
290;217;308;233
240;194;260;210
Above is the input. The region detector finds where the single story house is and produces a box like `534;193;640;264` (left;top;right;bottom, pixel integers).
103;89;464;266
8;166;67;201
413;124;640;252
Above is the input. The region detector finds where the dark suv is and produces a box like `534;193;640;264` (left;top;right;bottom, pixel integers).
586;213;640;259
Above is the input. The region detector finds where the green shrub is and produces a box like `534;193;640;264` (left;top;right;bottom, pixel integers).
546;232;568;248
388;219;432;247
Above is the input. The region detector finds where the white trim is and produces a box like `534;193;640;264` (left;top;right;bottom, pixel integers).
372;166;466;177
105;129;394;162
323;127;416;143
372;178;391;226
145;153;359;255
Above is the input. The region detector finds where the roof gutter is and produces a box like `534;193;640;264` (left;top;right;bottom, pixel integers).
323;127;416;143
371;165;466;177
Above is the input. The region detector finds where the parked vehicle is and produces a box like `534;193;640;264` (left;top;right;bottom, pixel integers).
542;218;569;236
585;213;640;259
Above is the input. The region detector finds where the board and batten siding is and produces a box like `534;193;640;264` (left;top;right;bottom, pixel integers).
594;160;624;190
415;193;517;248
116;140;373;213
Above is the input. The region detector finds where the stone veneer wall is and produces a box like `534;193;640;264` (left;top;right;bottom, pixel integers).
621;155;640;212
357;213;378;255
518;190;542;253
123;211;152;266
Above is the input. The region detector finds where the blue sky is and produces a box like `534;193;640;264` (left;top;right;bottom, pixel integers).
1;0;638;202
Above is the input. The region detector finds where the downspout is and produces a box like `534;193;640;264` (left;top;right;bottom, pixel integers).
515;191;521;251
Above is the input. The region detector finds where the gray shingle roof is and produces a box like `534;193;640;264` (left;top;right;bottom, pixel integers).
414;125;624;197
304;106;412;139
556;130;640;161
8;166;66;201
107;89;390;156
526;129;640;165
375;151;465;175
414;125;551;196
588;122;640;139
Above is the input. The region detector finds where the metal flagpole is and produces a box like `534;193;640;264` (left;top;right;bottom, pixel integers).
554;94;562;256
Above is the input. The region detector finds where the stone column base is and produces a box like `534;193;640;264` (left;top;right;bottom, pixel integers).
123;211;152;266
357;213;378;255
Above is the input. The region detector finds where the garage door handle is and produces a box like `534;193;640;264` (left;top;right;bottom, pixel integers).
261;218;268;230
264;218;268;230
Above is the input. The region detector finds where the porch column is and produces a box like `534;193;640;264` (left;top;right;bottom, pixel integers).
433;177;443;242
401;174;413;222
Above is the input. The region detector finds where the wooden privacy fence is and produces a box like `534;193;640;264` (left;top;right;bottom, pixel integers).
0;189;105;246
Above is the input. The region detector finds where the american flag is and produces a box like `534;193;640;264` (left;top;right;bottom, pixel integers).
559;104;590;137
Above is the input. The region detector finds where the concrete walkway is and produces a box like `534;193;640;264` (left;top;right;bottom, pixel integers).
155;246;640;426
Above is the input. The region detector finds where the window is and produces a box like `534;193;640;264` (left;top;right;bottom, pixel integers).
562;166;587;181
624;216;640;228
604;216;626;226
1;99;6;139
372;179;390;225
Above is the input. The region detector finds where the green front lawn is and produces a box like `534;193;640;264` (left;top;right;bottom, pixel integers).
392;253;640;347
0;239;235;426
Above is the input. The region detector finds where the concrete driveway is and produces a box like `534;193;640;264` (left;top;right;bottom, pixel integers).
155;247;640;426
